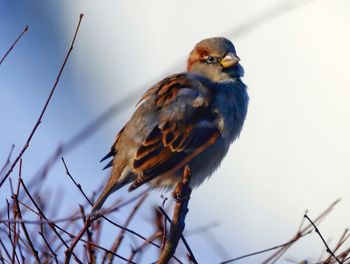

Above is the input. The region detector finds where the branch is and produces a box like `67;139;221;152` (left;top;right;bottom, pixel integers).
0;145;14;178
38;231;58;263
157;165;193;264
0;25;28;66
12;159;40;263
61;156;177;258
19;178;82;263
105;193;148;263
220;200;340;264
0;14;84;189
304;214;342;264
64;216;94;264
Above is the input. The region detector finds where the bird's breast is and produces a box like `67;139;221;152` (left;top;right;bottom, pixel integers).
213;80;249;142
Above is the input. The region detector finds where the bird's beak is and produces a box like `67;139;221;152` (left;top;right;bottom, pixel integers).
220;52;240;68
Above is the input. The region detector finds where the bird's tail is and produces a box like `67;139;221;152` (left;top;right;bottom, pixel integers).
91;179;129;214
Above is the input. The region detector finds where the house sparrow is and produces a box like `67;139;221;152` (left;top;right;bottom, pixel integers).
92;37;248;212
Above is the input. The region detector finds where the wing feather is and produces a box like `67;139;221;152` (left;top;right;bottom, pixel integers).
129;74;222;191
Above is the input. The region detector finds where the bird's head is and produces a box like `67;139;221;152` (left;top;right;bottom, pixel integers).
187;37;244;82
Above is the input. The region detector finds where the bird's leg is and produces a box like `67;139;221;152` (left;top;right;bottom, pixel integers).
172;165;192;202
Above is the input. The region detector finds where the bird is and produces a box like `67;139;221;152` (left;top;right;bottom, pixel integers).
92;37;249;213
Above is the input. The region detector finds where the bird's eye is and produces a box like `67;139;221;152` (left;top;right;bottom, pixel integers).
205;56;216;64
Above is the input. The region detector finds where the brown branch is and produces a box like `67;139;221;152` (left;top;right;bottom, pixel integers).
262;200;340;264
11;176;19;264
5;200;20;264
0;13;84;189
127;231;162;264
104;192;148;263
14;194;41;263
12;159;40;263
157;165;192;264
0;25;28;66
61;155;174;258
304;214;342;264
64;215;94;264
61;166;169;264
53;220;134;263
19;178;82;263
79;206;95;264
158;207;197;263
220;200;340;264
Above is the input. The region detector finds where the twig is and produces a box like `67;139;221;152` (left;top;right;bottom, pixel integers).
64;215;94;264
127;231;162;264
105;193;148;263
15;196;40;263
79;206;95;264
61;163;177;263
38;231;58;264
53;222;134;263
19;177;82;263
0;25;28;66
0;145;14;178
61;156;175;258
304;214;342;264
62;158;92;205
0;239;10;262
157;165;193;264
263;200;340;264
13;159;41;263
5;200;20;264
0;13;84;189
158;207;198;263
220;200;340;264
323;229;350;263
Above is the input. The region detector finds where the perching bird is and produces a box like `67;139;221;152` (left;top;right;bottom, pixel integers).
92;37;249;212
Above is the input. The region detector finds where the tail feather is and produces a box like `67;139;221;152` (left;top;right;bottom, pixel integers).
91;180;129;214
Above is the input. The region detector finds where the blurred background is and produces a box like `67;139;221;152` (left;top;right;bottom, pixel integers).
1;0;350;262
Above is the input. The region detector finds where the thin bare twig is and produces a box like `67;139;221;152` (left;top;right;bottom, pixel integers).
0;145;14;178
0;14;84;189
61;156;177;259
127;231;162;263
54;221;135;264
79;206;95;264
38;231;58;264
19;177;82;263
64;215;94;264
12;159;40;263
105;193;148;263
323;229;350;263
304;214;342;264
62;158;92;205
220;200;340;264
0;25;28;66
14;195;41;263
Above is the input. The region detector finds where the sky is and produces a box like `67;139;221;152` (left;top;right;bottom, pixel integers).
1;0;350;263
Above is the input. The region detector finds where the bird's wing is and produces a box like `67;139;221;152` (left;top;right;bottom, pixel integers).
129;73;223;191
100;125;125;170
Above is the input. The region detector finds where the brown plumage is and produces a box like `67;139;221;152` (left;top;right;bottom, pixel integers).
92;37;248;213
